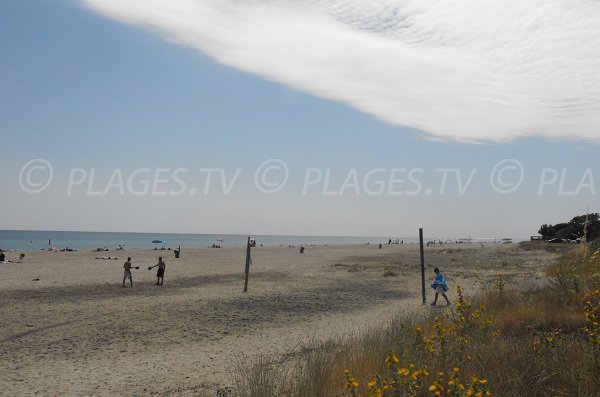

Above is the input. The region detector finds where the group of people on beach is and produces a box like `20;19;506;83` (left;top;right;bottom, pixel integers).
122;256;166;287
3;245;450;306
122;254;451;306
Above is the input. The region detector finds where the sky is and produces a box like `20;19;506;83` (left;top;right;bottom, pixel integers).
0;0;599;239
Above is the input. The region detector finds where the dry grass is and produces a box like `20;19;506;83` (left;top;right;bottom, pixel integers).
229;243;600;397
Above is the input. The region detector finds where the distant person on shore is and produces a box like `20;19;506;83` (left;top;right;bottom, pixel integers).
123;257;138;287
431;267;451;306
0;252;5;262
149;256;166;285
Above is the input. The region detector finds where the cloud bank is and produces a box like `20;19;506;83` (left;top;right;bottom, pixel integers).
80;0;600;142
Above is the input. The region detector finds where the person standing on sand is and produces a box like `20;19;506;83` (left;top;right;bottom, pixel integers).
149;256;166;285
123;257;137;287
431;267;451;306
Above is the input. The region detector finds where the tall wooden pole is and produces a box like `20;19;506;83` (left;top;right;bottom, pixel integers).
419;228;426;304
243;236;251;292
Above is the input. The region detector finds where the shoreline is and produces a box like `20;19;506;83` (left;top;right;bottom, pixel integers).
0;241;523;255
0;229;525;252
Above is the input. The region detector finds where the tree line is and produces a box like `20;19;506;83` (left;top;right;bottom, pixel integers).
538;213;600;241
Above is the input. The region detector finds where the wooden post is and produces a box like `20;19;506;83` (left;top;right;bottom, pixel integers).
419;228;426;304
243;237;251;292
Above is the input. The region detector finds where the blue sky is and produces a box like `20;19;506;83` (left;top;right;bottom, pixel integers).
0;0;598;239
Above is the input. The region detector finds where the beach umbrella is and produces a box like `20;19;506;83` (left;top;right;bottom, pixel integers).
152;239;162;248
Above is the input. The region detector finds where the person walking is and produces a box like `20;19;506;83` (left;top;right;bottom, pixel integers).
431;267;451;306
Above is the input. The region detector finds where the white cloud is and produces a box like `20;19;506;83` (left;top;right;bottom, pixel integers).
80;0;600;142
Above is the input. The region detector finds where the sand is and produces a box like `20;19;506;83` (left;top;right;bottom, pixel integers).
0;243;555;396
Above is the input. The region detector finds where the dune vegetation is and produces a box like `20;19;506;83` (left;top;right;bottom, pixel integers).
230;242;600;397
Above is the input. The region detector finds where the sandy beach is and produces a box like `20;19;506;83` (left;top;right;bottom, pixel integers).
0;243;555;396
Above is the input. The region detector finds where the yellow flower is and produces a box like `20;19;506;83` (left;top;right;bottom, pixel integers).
385;353;399;364
453;367;460;373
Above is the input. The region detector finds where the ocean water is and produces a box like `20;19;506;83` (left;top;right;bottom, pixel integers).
0;230;418;251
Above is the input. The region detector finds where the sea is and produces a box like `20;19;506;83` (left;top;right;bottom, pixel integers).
0;230;419;251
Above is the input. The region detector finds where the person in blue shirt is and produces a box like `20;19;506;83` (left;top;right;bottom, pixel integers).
431;267;451;306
